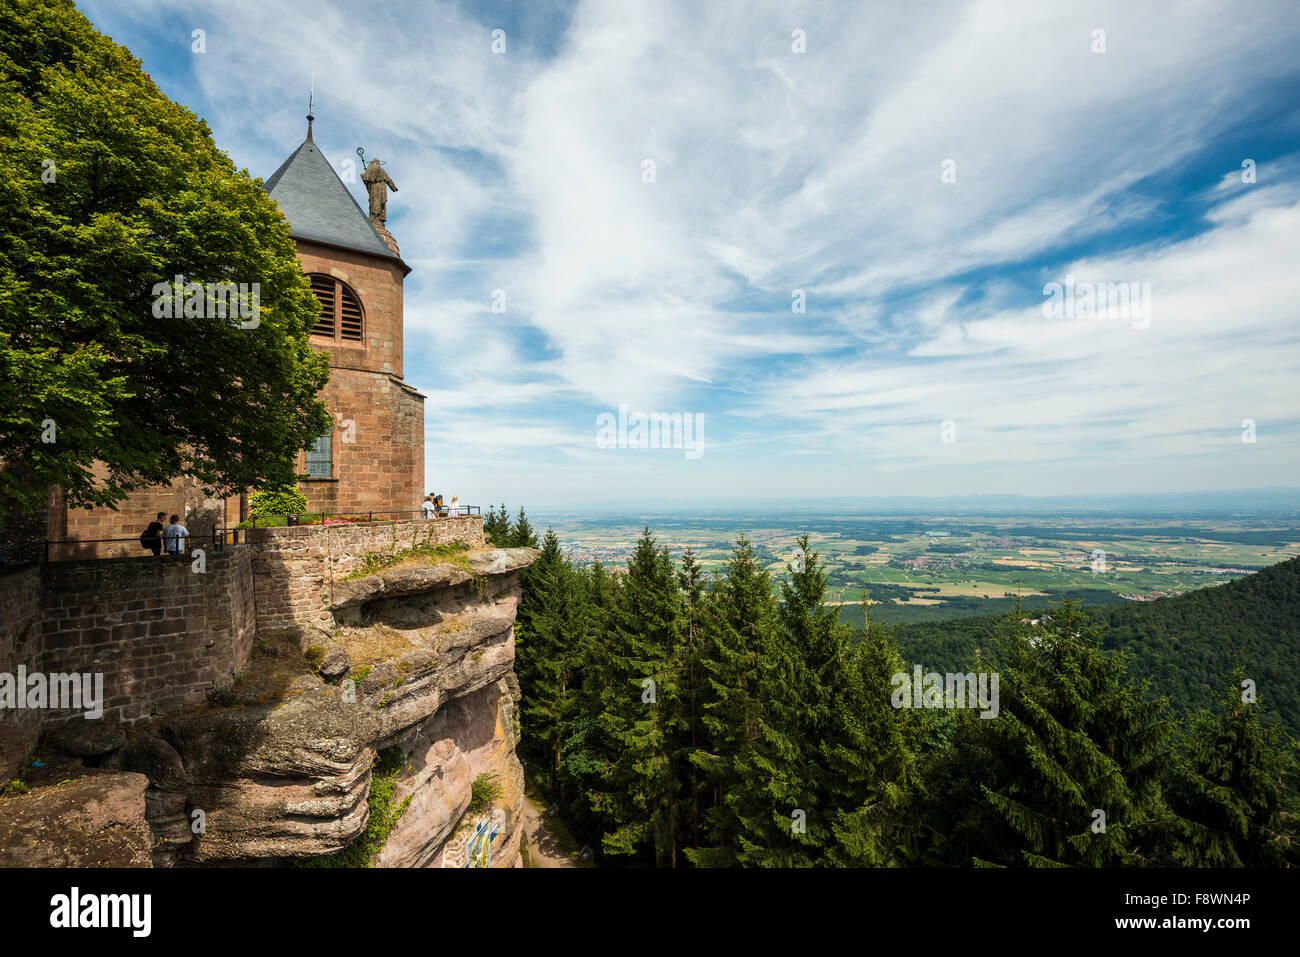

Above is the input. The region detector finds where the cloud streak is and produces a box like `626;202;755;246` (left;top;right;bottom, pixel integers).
81;0;1300;505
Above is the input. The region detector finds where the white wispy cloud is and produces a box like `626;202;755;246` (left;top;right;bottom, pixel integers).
81;0;1300;503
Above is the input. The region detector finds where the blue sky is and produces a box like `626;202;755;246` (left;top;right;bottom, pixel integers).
80;0;1300;509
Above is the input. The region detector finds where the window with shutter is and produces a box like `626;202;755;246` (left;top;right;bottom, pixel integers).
307;273;364;345
339;285;363;341
309;274;335;338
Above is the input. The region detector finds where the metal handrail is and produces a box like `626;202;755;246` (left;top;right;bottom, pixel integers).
245;506;481;527
41;528;224;564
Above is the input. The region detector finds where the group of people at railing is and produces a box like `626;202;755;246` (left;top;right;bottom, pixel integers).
38;495;476;564
139;511;190;558
421;492;465;518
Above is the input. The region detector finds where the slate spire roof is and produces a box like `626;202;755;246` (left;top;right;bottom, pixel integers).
263;134;402;263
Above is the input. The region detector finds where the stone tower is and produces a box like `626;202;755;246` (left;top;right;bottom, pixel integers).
262;122;425;515
33;119;426;558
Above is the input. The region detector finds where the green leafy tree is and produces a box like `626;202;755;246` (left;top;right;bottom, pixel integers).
0;0;331;519
248;484;308;517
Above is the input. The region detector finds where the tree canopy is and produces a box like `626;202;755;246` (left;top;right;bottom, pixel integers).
503;512;1299;868
0;0;331;518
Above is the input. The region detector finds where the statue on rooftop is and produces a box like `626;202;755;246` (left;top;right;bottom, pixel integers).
361;158;398;225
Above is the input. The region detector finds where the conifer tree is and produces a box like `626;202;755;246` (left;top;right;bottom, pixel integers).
483;503;510;546
515;530;580;786
734;534;883;866
509;506;539;548
553;561;615;840
674;547;707;852
1164;667;1300;866
515;528;560;636
590;530;682;865
522;552;587;789
923;601;1174;867
822;603;923;866
686;534;793;866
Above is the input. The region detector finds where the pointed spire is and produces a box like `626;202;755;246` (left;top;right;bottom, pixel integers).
306;81;315;142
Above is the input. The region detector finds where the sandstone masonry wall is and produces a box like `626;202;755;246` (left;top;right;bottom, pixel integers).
298;367;426;516
4;516;484;733
0;549;257;730
0;471;49;567
251;516;486;634
37;549;257;724
0;566;43;733
55;470;226;561
292;238;424;516
0;523;532;869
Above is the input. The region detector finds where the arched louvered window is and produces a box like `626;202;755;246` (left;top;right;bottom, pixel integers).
308;274;364;344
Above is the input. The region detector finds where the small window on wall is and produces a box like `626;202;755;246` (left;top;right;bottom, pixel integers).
308;274;364;344
304;431;332;478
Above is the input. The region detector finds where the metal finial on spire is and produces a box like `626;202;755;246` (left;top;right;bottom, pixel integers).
306;75;315;141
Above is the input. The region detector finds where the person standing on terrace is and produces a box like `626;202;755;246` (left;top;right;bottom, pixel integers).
162;514;189;560
140;511;165;558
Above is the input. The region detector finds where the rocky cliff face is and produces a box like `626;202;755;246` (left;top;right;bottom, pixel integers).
0;545;537;868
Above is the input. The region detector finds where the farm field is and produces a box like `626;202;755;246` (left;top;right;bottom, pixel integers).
527;508;1300;625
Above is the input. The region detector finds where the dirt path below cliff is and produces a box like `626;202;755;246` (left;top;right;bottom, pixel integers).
521;779;578;868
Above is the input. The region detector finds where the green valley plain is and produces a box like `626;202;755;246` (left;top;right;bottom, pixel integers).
532;506;1300;626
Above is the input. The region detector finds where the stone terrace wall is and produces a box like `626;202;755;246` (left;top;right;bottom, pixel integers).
0;566;43;733
0;500;46;568
250;516;486;634
33;548;256;724
4;518;483;731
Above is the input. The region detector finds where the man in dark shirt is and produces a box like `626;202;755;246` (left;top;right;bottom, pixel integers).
142;512;165;558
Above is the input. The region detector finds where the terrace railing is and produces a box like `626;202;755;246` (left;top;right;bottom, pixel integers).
244;506;481;527
33;507;482;562
42;528;223;564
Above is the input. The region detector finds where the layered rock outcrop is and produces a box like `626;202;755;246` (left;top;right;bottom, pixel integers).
0;542;537;869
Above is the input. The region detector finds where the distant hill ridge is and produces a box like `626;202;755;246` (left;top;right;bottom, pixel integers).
893;556;1300;733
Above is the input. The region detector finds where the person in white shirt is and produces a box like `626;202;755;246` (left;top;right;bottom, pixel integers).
447;495;461;517
421;493;437;519
162;514;189;559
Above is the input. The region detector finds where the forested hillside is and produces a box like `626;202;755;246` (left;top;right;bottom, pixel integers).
489;508;1300;868
892;557;1300;733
